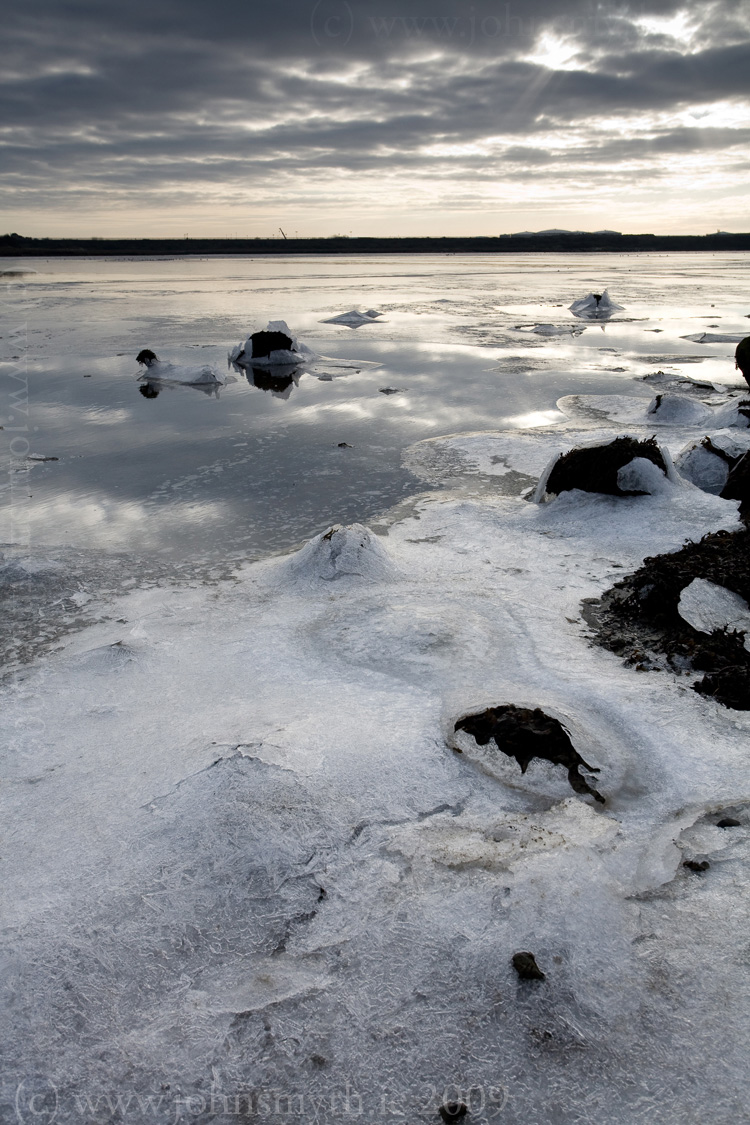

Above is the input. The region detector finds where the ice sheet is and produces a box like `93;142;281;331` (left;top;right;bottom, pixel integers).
4;253;750;1124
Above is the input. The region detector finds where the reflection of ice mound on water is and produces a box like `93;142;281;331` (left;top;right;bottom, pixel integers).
322;309;383;328
569;290;624;319
229;320;315;368
534;435;674;501
136;350;224;385
274;524;397;587
681;332;747;344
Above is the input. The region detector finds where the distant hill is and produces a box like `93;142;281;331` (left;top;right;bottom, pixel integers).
2;232;749;256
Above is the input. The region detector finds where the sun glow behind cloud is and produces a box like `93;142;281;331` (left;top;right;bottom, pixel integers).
1;0;749;236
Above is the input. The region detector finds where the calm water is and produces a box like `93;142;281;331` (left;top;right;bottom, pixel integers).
1;252;748;563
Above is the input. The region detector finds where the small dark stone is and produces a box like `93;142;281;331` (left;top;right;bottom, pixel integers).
439;1102;468;1122
683;860;710;872
337;442;353;448
136;348;158;366
512;951;546;981
379;387;402;394
717;817;741;828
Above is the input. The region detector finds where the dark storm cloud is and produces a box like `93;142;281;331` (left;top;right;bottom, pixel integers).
2;0;749;218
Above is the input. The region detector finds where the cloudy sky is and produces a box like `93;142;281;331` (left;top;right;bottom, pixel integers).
2;0;749;237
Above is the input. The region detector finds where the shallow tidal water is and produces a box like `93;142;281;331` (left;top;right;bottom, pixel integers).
2;251;747;564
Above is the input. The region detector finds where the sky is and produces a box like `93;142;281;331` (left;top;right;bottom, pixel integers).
2;0;749;237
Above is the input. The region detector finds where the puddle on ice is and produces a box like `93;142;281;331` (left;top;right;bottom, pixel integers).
2;253;750;1124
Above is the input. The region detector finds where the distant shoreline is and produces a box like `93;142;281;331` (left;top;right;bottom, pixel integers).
2;233;750;257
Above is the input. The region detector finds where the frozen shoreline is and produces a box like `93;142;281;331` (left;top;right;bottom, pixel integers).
4;402;750;1123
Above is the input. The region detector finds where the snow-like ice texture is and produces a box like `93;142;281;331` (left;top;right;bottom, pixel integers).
3;451;750;1123
568;290;624;318
228;319;317;368
678;577;750;646
322;309;383;327
675;432;750;494
136;358;224;385
681;332;748;343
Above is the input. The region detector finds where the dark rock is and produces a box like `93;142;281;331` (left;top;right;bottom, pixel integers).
439;1102;468;1122
717;817;741;828
250;330;293;358
721;450;750;517
136;349;158;366
512;952;546;981
736;337;750;388
683;860;710;872
454;704;605;803
543;436;668;498
379;387;402;394
588;528;750;709
337;442;353;448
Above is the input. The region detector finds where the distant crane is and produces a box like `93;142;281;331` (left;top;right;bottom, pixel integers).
279;227;287;239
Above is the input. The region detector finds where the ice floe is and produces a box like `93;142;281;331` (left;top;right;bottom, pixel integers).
678;577;750;644
322;309;383;327
681;332;747;344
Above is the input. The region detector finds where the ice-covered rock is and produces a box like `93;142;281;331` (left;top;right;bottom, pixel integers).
229;320;316;368
136;350;224;385
646;393;713;425
273;523;398;587
675;435;748;494
569;290;624;319
534;435;674;501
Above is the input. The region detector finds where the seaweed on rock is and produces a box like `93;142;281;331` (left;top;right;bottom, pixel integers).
454;705;605;803
538;436;669;499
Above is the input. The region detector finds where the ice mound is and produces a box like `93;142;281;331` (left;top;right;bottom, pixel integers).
273;523;398;587
136;350;224;386
228;320;316;368
534;435;674;501
647;393;714;425
678;578;750;644
569;290;624;319
675;434;750;495
322;309;383;328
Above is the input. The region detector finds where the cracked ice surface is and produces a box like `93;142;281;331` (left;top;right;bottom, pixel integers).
3;457;750;1124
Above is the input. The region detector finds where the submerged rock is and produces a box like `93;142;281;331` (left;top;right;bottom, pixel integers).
454;705;605;803
535;436;671;501
512;952;546;981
